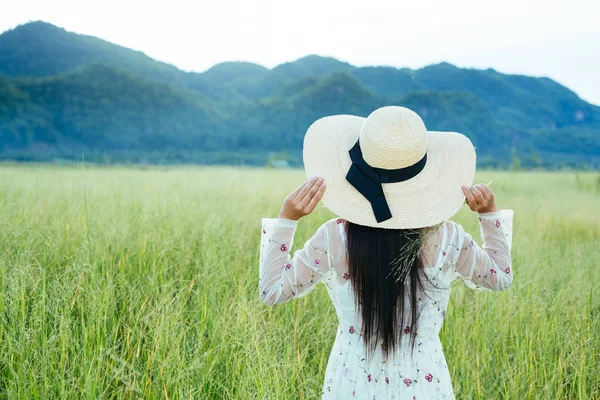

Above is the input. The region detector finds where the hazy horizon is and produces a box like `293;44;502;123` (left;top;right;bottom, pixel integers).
2;0;600;105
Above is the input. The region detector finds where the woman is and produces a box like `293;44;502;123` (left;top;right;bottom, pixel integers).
258;106;513;399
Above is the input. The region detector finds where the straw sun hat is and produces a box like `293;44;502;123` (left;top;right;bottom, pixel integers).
303;106;476;229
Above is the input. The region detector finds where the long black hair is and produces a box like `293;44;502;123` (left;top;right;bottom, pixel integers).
345;221;430;358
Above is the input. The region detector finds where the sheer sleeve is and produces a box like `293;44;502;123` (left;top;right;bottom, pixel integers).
258;218;334;306
454;209;514;291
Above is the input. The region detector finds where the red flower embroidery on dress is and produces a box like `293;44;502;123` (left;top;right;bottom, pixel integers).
285;263;291;270
337;218;344;224
425;373;433;382
367;374;372;382
263;229;266;234
280;244;288;252
404;325;411;334
343;272;350;280
490;268;497;274
442;251;447;256
505;267;511;273
349;326;356;334
404;378;412;386
291;291;295;296
470;240;474;246
315;259;320;265
385;376;390;384
494;220;501;228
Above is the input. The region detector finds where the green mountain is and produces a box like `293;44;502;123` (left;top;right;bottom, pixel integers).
396;91;506;149
1;64;225;150
272;55;355;81
236;73;384;149
189;62;278;101
0;21;598;168
0;21;195;86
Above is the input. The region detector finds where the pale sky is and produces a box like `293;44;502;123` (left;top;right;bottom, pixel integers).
2;0;600;105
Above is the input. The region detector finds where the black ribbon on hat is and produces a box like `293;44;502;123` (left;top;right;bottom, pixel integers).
345;140;428;223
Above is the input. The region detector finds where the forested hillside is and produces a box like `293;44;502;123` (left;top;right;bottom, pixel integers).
1;21;598;167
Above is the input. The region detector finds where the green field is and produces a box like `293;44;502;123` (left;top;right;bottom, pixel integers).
0;166;598;399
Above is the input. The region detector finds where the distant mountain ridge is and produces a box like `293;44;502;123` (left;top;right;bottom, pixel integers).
0;21;598;168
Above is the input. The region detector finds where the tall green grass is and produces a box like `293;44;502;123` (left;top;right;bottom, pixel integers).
0;166;598;399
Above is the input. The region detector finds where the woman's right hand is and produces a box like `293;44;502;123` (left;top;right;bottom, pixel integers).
278;177;326;221
462;184;497;213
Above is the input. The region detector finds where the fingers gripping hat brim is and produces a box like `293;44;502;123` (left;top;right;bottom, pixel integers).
302;115;476;229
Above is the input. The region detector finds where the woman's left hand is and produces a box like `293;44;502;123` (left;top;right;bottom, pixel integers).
278;177;326;221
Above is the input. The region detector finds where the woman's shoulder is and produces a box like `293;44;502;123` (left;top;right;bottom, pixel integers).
317;217;346;238
313;217;346;230
423;220;466;251
442;219;469;235
317;217;348;249
447;220;470;244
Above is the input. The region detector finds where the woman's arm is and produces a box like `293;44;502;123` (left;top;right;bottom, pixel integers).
258;177;328;306
455;183;514;291
454;210;514;291
259;218;333;305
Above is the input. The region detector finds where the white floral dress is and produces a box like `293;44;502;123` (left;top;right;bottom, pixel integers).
259;210;514;399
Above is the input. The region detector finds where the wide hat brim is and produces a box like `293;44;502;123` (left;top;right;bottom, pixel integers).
303;114;476;229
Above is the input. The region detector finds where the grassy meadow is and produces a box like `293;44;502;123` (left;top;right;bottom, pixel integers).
0;165;598;399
